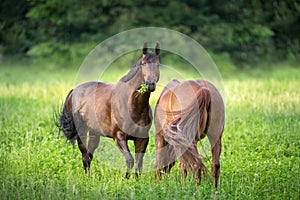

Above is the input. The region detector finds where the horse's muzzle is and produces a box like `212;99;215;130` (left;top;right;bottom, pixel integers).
146;80;156;92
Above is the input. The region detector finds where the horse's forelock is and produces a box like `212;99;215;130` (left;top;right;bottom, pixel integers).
120;52;159;83
143;52;158;63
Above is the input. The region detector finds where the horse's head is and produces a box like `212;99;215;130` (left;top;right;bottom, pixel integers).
140;43;160;92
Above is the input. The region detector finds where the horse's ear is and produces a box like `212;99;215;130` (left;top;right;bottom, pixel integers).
155;43;160;55
143;43;148;55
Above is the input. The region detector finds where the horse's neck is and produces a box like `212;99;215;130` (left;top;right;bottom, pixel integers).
115;68;151;117
111;68;151;132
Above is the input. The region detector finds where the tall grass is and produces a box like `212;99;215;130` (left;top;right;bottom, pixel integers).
0;61;299;199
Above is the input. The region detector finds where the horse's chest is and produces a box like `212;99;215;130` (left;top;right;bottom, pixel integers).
111;86;152;137
130;107;151;125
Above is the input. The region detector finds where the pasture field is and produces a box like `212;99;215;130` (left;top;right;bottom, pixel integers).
0;60;299;200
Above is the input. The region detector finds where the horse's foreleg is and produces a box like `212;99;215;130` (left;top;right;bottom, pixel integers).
211;137;222;189
77;136;91;174
134;137;149;178
154;130;166;180
115;131;134;179
155;130;176;180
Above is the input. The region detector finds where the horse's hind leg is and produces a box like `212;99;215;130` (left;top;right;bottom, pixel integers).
134;137;149;178
77;135;92;174
87;132;100;169
114;130;134;179
211;137;222;189
180;144;204;185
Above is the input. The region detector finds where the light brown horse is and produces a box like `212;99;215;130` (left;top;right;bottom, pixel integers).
154;79;224;188
59;43;160;178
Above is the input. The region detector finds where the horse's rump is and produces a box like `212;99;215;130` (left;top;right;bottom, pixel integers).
155;80;211;173
163;85;211;150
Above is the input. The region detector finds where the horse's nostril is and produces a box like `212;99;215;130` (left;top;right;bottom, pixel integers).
146;81;156;92
146;80;155;86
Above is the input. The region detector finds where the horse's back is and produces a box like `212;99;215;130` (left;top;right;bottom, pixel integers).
156;80;206;113
72;81;114;106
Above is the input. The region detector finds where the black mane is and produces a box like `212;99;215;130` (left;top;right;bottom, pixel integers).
120;64;141;82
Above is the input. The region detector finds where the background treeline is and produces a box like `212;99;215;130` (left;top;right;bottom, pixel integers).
0;0;299;66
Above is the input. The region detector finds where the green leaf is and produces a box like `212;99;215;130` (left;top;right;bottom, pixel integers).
137;83;147;94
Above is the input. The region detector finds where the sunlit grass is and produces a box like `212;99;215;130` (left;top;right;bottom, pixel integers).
0;62;299;199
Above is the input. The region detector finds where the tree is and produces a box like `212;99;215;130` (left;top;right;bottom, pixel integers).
0;0;299;64
0;0;30;54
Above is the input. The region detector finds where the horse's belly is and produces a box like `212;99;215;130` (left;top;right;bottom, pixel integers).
86;116;112;137
80;100;112;137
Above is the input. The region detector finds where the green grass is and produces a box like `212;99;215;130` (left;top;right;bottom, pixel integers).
0;60;299;199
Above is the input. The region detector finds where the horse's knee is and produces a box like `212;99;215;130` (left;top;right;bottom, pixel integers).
88;152;93;161
126;157;134;169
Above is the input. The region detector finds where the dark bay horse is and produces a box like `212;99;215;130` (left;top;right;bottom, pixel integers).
59;43;160;178
154;80;224;188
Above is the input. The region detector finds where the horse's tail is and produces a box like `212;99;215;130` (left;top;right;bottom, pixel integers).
164;87;211;173
58;89;78;143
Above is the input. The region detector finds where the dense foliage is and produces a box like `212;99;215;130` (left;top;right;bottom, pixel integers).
0;0;299;64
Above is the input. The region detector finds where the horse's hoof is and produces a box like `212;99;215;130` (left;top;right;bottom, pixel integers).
84;167;90;174
214;191;219;195
125;172;130;179
135;173;140;180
